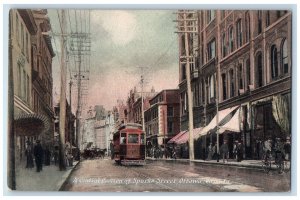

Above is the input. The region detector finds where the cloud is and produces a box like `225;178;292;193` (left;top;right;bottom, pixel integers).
91;10;137;45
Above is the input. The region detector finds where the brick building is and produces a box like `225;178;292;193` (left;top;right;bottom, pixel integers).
144;89;180;146
177;10;291;159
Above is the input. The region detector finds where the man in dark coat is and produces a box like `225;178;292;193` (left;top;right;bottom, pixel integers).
220;140;229;163
34;140;44;172
236;141;244;162
110;141;114;159
25;141;34;168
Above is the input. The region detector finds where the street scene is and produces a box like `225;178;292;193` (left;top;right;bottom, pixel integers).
7;9;292;193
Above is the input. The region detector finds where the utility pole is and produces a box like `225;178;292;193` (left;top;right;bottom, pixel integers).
216;11;222;161
59;9;67;170
8;10;16;190
75;41;82;149
176;10;197;160
141;75;145;132
69;80;73;153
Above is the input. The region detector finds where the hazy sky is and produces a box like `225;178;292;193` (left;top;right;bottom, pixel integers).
48;10;179;112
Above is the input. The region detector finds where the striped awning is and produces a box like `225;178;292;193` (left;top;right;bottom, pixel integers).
167;130;187;144
176;127;203;144
14;113;50;136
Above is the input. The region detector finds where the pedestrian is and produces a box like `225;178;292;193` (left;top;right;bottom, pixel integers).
25;141;34;169
207;143;213;161
220;140;229;163
284;137;291;161
274;137;284;163
236;141;244;162
44;145;51;166
110;141;114;159
233;141;238;160
53;146;59;165
33;140;44;172
212;143;217;160
263;138;272;162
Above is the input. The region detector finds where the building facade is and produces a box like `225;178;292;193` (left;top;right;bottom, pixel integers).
144;89;180;146
10;9;55;164
11;10;37;163
31;9;55;147
126;87;156;125
177;10;291;159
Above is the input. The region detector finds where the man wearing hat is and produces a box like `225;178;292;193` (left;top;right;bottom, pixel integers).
33;140;44;172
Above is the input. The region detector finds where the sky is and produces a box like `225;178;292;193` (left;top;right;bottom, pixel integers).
48;10;179;113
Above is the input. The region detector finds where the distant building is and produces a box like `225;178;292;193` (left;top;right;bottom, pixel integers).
127;87;156;125
53;99;75;148
113;99;128;127
80;108;96;150
144;89;180;146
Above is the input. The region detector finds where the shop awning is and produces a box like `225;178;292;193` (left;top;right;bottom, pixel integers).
14;113;50;136
176;127;203;144
168;127;203;144
198;106;239;137
167;130;187;144
219;108;241;133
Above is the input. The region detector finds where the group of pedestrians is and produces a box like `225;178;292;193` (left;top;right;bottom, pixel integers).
205;136;291;164
25;140;44;172
24;140;61;172
206;140;243;163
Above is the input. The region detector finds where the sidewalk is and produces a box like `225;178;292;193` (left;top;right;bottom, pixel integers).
146;157;281;170
15;161;79;191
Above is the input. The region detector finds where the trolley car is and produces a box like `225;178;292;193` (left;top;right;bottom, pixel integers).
112;123;145;165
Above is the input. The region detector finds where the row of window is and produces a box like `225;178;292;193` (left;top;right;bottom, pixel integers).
180;39;289;113
17;62;30;104
206;10;288;63
15;12;30;61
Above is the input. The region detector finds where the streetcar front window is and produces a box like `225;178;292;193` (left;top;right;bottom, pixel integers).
128;134;139;144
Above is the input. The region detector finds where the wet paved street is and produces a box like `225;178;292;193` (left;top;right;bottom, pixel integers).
62;158;290;192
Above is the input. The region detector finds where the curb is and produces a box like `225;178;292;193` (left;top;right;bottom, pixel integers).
56;161;80;191
146;158;265;170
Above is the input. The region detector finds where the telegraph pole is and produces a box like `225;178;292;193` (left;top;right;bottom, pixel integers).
176;10;197;160
8;10;16;190
69;80;73;152
59;9;67;170
141;75;145;132
75;47;82;148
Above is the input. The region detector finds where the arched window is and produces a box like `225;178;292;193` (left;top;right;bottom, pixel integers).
229;69;235;98
222;73;227;100
266;11;270;27
201;79;205;103
207;10;215;24
246;59;251;86
282;39;289;74
229;26;234;53
236;19;242;48
245;12;250;43
207;38;216;60
210;75;215;99
256;52;263;87
258;11;262;34
271;45;278;79
222;33;227;57
238;64;243;89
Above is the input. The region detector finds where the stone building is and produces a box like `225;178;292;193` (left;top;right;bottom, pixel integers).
10;9;55;163
177;10;291;159
31;9;56;146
